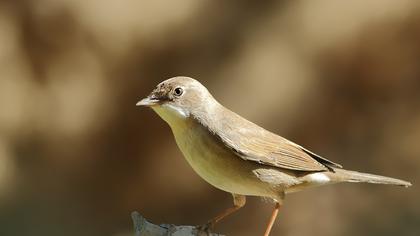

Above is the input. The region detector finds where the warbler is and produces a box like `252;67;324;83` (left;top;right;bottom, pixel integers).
137;76;411;236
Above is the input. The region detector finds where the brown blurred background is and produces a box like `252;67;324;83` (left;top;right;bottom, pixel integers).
0;0;419;235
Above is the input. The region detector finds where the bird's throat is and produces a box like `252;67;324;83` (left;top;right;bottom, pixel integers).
151;104;190;130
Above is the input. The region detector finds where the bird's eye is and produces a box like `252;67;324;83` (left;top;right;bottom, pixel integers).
174;87;183;96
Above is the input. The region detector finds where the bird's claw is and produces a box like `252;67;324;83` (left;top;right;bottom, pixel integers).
196;221;215;235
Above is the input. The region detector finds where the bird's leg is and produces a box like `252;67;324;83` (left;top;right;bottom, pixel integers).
263;202;281;236
198;194;246;232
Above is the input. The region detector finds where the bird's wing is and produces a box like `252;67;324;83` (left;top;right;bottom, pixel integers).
214;113;342;172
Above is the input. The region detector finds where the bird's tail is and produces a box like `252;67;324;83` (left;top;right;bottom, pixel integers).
329;169;412;187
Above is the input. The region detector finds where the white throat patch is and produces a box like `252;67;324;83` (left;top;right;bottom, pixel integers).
162;104;189;118
152;103;189;128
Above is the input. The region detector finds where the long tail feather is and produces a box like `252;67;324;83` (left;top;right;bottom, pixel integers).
330;169;412;187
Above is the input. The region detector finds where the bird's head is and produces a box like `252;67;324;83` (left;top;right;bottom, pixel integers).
137;76;216;127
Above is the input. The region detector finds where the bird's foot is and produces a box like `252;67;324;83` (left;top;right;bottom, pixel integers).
196;221;215;236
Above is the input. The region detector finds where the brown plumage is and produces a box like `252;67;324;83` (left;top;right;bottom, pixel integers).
206;106;342;172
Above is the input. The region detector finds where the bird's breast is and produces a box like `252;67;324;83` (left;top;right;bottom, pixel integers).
170;120;276;196
152;104;285;198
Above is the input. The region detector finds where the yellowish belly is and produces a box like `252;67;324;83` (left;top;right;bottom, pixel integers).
172;124;272;196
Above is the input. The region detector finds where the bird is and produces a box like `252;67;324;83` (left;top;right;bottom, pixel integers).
137;76;411;236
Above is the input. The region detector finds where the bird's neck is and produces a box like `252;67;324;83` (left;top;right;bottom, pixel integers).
152;100;222;133
151;104;189;131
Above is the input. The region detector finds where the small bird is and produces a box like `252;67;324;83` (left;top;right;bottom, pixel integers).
137;76;411;236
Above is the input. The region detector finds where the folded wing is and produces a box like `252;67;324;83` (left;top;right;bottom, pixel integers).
213;110;342;172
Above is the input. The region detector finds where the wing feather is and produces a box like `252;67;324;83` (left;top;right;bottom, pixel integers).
211;110;342;172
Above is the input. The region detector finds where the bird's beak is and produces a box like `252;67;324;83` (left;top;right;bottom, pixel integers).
136;96;160;107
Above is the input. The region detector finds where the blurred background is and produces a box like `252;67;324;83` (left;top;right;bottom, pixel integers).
0;0;419;235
